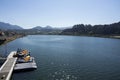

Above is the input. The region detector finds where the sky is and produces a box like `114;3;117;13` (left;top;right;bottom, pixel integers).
0;0;120;29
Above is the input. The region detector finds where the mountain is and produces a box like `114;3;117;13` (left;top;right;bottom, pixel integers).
32;26;42;30
26;26;62;35
0;22;23;30
44;26;52;29
32;26;67;30
32;26;52;30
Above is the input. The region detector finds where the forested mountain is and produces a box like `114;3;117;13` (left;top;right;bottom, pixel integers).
0;22;23;30
61;22;120;35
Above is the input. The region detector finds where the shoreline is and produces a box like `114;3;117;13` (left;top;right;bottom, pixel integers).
0;34;25;46
59;34;120;39
0;34;25;57
109;36;120;39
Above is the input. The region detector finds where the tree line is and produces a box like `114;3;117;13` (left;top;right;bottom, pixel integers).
61;22;120;36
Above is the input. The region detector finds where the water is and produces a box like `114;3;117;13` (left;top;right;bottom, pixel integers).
0;35;120;80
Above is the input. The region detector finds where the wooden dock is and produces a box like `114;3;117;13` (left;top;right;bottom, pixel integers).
0;51;17;80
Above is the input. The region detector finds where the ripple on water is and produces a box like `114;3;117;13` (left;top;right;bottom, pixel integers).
49;70;77;80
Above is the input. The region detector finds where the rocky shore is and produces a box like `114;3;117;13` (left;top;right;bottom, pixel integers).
0;34;25;45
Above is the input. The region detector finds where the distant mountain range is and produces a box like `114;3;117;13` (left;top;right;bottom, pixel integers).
0;22;23;30
32;26;53;30
0;21;66;30
30;26;63;34
1;21;120;36
0;21;120;36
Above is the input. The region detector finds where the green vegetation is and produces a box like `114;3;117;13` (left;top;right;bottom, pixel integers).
61;22;120;39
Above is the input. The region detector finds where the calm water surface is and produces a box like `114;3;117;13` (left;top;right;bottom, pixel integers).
0;35;120;80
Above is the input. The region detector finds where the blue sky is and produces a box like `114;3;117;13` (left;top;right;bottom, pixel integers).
0;0;120;29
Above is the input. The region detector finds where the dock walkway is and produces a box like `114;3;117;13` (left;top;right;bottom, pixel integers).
0;51;17;80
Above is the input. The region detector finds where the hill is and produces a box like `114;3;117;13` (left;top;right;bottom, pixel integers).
61;22;120;36
30;26;62;34
32;26;53;30
0;22;23;30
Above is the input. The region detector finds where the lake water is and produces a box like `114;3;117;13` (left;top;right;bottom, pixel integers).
0;35;120;80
